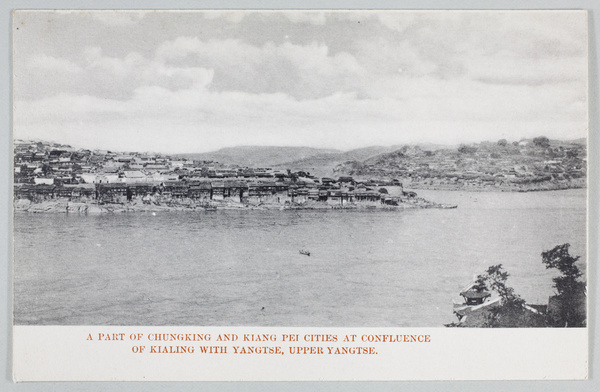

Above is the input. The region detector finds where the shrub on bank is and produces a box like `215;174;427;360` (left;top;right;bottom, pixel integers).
450;244;586;328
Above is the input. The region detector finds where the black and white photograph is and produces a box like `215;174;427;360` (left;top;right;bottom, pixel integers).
12;10;588;333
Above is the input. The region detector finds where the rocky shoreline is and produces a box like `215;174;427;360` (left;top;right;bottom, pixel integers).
405;178;585;193
14;197;456;215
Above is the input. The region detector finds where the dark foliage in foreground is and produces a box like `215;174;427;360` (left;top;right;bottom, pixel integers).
542;244;586;327
475;265;546;328
450;244;586;328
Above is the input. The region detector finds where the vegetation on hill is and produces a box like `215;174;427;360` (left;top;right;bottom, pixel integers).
18;136;587;192
333;137;586;191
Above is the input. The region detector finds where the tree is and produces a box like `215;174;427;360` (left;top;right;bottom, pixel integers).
458;144;477;154
497;139;508;147
378;187;388;194
475;265;523;327
533;136;550;148
41;163;52;175
542;244;586;327
474;265;546;327
566;149;579;159
476;264;523;307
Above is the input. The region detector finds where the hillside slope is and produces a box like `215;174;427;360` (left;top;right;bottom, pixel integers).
177;146;341;168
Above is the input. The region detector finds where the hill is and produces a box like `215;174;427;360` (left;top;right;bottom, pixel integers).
272;146;399;177
332;138;587;191
176;146;340;168
274;143;453;177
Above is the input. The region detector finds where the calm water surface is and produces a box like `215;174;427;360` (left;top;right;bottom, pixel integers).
13;189;586;326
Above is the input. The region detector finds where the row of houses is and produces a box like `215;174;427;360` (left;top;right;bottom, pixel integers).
14;141;413;198
14;140;304;183
14;179;399;206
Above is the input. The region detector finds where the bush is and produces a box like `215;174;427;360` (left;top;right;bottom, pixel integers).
533;136;550;148
458;144;478;154
467;245;586;328
566;149;579;159
473;265;546;327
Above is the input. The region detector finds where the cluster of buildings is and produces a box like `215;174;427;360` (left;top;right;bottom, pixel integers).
339;141;587;189
13;140;405;206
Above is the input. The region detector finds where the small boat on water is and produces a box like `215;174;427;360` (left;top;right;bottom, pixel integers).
299;250;311;256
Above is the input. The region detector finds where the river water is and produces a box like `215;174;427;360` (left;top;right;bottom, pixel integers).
13;189;586;326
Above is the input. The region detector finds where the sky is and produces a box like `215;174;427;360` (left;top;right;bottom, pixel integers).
12;10;588;154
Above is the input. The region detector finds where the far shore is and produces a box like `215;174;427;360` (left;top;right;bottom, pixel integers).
404;178;585;193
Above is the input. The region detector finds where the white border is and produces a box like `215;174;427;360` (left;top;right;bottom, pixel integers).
12;326;588;381
3;0;599;390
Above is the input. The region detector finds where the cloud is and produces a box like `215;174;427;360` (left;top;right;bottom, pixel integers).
376;12;427;33
202;11;247;24
466;52;587;86
357;11;587;84
28;54;83;74
201;10;329;25
17;44;215;101
154;36;367;99
91;11;145;26
18;35;365;101
14;69;587;154
12;10;588;152
16;11;587;103
280;11;327;25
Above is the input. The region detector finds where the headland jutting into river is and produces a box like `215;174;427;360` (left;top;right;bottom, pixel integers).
13;137;585;213
14;180;454;214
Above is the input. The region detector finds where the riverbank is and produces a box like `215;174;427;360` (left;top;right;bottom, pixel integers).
14;185;585;327
404;178;585;192
13;197;457;214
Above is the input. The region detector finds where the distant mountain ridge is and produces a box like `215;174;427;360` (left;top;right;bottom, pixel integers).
117;136;589;180
276;143;453;166
271;146;405;177
176;146;341;168
176;143;456;176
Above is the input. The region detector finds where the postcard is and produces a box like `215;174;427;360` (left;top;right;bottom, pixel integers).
11;9;588;381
